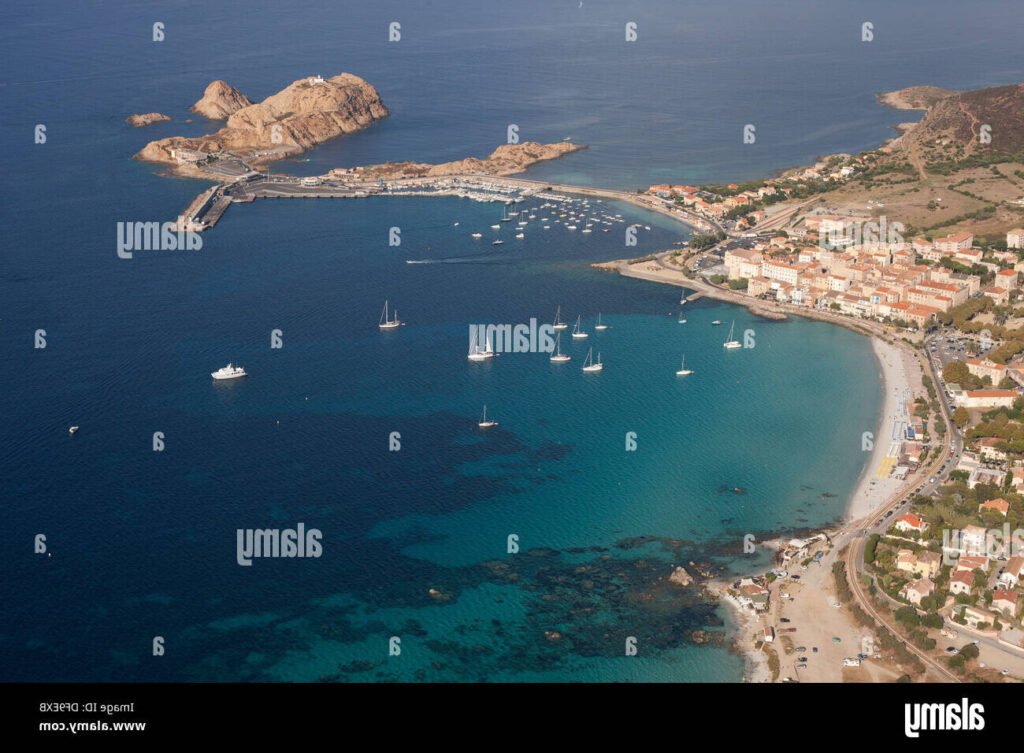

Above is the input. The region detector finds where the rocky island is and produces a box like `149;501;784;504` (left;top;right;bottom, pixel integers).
136;73;390;175
126;112;171;128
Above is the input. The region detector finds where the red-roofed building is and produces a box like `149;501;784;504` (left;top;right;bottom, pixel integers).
895;513;928;533
979;497;1010;516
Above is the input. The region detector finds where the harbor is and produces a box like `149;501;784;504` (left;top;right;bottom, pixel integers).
179;170;722;236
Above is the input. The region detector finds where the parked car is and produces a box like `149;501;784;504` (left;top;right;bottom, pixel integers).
780;617;791;623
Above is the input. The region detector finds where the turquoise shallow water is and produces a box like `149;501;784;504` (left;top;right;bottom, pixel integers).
3;0;1020;681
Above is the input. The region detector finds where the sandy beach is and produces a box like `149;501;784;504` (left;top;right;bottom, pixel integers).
844;337;923;521
605;253;933;681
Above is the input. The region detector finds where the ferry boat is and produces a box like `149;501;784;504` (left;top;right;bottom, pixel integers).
723;321;742;349
582;348;603;372
594;313;608;331
212;363;247;380
676;355;694;376
549;333;571;363
571;314;588;339
379;300;401;329
478;404;498;428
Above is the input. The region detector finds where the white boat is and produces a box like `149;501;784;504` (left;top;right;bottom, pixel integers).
212;363;247;380
676;355;694;376
679;291;686;305
594;313;608;331
500;206;512;223
467;337;496;361
582;348;603;372
723;320;742;349
68;425;79;435
515;233;525;239
549;333;571;363
478;404;498;428
711;320;722;326
379;300;400;329
471;232;482;239
490;224;500;230
581;228;592;234
571;314;588;339
492;239;504;246
678;317;687;324
566;225;577;231
552;305;568;330
454;222;460;227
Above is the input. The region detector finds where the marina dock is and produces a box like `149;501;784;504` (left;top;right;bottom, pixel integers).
177;172;721;236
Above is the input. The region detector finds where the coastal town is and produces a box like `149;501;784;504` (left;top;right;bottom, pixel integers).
130;68;1024;685
632;152;1024;683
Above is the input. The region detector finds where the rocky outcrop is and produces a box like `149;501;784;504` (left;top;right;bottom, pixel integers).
191;80;253;119
877;85;956;111
669;566;693;587
126;112;171;127
333;141;586;180
137;74;389;167
891;82;1024;160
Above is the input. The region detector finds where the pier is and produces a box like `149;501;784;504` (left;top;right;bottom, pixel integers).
180;172;724;236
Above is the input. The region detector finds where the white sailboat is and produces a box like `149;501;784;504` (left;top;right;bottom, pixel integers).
549;333;571;363
594;313;608;331
571;314;588;339
467;336;496;361
552;305;568;330
676;354;694;376
379;300;400;329
723;320;742;349
478;404;498;428
500;206;512;222
711;320;722;326
679;290;687;305
471;232;482;239
582;348;603;372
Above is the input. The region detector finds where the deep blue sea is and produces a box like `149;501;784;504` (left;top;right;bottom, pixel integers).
3;0;1023;682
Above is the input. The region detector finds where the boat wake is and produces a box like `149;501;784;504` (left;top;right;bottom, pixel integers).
405;255;509;265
